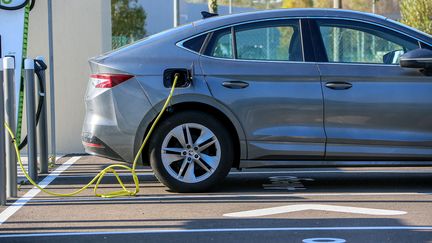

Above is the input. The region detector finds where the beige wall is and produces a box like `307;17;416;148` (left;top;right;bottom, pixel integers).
27;0;112;154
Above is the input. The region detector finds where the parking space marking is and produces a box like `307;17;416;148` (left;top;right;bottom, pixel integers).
0;156;81;225
303;238;346;243
223;204;407;217
1;226;432;238
18;156;63;179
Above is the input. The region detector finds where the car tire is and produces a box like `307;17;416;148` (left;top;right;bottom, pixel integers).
149;110;234;192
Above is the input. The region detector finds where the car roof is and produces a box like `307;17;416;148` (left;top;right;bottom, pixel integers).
96;8;431;62
193;8;386;29
191;8;431;44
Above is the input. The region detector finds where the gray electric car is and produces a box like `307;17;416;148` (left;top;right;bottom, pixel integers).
83;9;432;192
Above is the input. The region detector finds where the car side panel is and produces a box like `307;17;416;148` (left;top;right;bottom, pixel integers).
320;64;432;160
201;56;325;160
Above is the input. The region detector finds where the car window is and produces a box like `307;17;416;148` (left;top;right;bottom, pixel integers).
316;20;419;64
421;42;432;50
235;20;302;61
182;34;207;53
206;28;234;59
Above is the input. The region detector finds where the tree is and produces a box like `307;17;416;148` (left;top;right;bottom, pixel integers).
282;0;313;8
312;0;332;8
400;0;432;35
218;0;282;9
208;0;218;13
111;0;146;40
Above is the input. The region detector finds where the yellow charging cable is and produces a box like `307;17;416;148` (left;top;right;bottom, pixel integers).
4;74;179;198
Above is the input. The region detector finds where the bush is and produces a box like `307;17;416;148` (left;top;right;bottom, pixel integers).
400;0;432;35
111;0;146;49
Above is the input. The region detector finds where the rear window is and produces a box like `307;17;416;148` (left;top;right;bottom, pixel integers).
182;34;207;53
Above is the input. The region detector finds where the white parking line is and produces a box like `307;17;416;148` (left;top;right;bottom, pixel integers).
17;156;63;181
0;226;431;238
223;204;407;217
0;156;81;225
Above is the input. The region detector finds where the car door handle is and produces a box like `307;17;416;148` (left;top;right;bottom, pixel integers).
222;81;249;89
325;82;353;90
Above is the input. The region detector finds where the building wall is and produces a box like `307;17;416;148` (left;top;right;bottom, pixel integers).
27;0;112;154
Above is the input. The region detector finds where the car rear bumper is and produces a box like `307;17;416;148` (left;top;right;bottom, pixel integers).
82;132;123;161
82;77;155;162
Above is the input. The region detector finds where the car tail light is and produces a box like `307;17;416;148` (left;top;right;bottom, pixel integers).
90;74;134;88
82;141;105;149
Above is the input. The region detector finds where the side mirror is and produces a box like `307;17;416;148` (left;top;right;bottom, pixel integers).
400;48;432;73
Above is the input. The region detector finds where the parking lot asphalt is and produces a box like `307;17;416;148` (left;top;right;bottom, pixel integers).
0;155;432;243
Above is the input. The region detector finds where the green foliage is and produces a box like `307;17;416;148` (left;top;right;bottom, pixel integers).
282;0;313;8
111;0;146;40
190;0;397;14
208;0;218;13
311;0;331;8
217;0;283;9
400;0;432;35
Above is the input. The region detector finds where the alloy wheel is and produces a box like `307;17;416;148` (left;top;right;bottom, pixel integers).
161;123;221;183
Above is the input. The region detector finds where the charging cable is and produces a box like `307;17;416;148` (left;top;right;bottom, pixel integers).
4;74;179;198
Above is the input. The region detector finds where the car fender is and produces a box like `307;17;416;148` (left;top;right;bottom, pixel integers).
133;93;248;162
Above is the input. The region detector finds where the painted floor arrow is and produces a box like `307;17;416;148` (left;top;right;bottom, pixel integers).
223;204;406;217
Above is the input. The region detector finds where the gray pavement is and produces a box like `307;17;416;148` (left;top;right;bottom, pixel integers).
0;155;432;242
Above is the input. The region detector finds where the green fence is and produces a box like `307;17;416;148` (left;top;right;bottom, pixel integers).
112;36;134;50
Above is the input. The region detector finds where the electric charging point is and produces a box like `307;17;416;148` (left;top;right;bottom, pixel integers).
0;58;6;206
3;57;17;198
35;56;49;174
0;0;53;198
24;58;37;181
1;0;32;199
0;55;51;199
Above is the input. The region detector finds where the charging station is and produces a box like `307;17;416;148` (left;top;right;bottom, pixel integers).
0;0;32;111
0;0;42;204
0;0;31;204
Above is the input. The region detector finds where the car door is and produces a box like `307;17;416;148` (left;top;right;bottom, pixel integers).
200;19;325;161
310;18;432;160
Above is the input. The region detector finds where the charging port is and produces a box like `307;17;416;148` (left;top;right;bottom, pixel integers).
163;69;192;88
